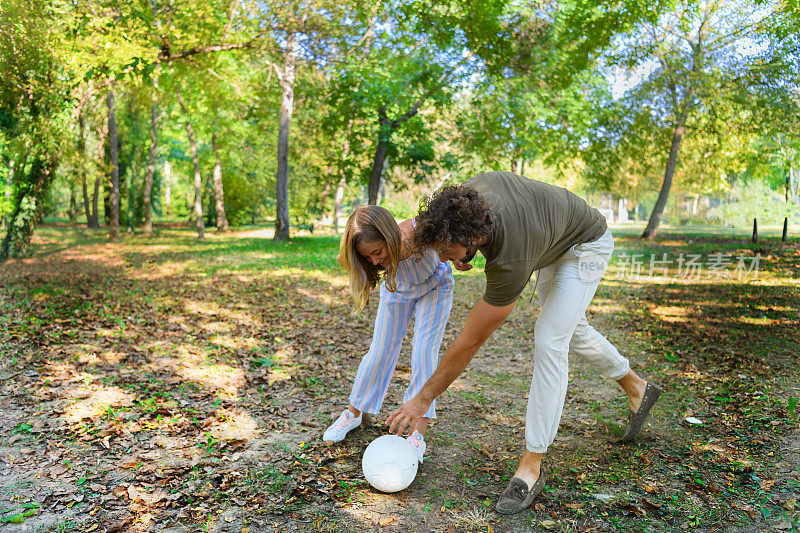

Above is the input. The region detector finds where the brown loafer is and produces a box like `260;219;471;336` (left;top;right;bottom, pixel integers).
621;382;662;442
495;471;547;515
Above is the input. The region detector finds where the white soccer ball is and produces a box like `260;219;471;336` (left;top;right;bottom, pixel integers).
362;435;418;493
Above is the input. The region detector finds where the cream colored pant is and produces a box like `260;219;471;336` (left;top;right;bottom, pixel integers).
525;228;630;453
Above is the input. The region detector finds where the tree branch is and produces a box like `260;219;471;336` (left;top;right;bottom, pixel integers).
222;0;241;41
159;38;263;61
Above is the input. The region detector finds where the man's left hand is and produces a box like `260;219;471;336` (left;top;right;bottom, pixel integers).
386;396;431;436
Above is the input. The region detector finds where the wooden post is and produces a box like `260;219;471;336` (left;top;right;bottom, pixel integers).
782;217;788;243
752;218;758;244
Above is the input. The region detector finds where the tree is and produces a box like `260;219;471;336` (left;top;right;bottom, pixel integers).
175;85;205;239
107;88;121;242
272;31;296;241
249;0;375;240
143;66;160;237
0;0;71;259
606;0;778;238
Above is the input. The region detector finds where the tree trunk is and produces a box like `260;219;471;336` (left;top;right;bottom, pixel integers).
143;74;159;237
367;95;427;205
107;88;120;242
68;184;78;222
333;174;346;234
2;159;14;230
752;218;758;243
782;217;788;243
88;122;105;229
376;159;388;206
274;33;296;242
211;130;228;232
175;87;205;239
0;157;59;261
786;168;790;203
164;161;172;217
78;115;91;227
641;113;687;239
368;124;390;205
789;167;798;203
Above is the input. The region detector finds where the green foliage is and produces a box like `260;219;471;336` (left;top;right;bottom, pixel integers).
709;179;799;228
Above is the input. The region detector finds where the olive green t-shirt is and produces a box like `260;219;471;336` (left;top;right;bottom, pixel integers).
464;171;607;307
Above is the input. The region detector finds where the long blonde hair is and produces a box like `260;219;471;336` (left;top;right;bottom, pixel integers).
338;205;401;313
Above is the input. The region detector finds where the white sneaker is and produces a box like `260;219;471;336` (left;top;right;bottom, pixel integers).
407;430;426;463
322;409;362;443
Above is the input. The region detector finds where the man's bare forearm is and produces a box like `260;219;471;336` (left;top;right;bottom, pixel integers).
417;297;516;405
418;335;482;404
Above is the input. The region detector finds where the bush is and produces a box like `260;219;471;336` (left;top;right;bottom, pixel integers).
709;179;800;227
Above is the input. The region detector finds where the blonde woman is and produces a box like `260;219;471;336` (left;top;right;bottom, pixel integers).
323;205;454;462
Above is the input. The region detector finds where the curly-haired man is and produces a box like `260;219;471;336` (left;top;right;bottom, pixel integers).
386;171;661;514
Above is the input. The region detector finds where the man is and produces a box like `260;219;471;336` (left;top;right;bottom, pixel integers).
386;171;661;514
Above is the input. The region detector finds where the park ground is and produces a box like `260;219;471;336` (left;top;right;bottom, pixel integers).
0;223;799;532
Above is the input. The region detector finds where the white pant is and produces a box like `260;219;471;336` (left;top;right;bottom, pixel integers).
525;228;630;453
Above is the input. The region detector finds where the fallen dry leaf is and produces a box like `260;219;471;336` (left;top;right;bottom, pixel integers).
540;520;557;530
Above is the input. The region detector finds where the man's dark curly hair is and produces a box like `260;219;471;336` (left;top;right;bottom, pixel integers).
412;185;493;251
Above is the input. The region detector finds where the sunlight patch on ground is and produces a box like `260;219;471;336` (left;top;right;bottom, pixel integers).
738;316;777;326
176;361;245;398
669;369;711;381
215;307;256;326
40;361;77;382
183;299;219;316
650;305;690;323
139;245;173;253
139;343;245;398
296;286;337;307
63;386;135;423
183;299;256;326
63;344;126;366
235;228;275;239
209;334;258;352
136;261;190;279
272;344;296;364
213;253;276;265
166;314;190;331
202;321;234;334
58;246;126;267
588;301;626;316
268;267;348;287
749;277;800;287
205;408;260;441
266;344;297;385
